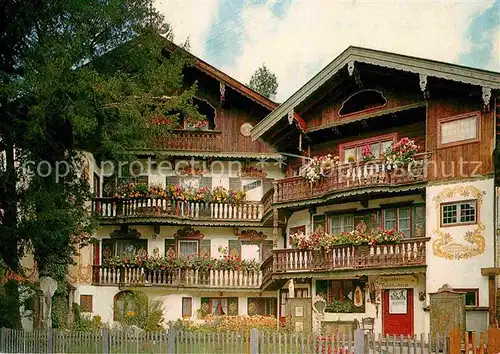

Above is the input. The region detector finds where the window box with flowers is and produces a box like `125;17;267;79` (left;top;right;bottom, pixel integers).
184;117;209;131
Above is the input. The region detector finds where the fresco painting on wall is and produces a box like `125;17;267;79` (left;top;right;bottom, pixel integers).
432;185;486;260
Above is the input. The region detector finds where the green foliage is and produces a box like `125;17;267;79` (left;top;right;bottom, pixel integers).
52;294;69;329
248;64;278;99
0;0;203;328
324;299;353;313
115;291;164;331
73;303;103;331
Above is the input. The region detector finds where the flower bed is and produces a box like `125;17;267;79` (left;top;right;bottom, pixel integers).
289;222;404;250
300;137;419;183
103;253;261;273
115;183;246;205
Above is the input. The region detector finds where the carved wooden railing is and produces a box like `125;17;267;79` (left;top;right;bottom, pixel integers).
273;154;428;204
92;197;263;221
153;130;222;151
261;238;428;284
261;188;274;217
92;265;262;289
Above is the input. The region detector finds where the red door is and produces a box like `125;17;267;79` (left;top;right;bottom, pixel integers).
382;289;413;336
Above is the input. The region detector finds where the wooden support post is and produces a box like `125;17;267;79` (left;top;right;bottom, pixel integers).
489;275;496;326
273;208;279;247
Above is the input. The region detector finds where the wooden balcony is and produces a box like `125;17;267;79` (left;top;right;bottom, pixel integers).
152;130;222;151
261;238;428;288
92;197;263;222
92;265;262;289
273;154;428;204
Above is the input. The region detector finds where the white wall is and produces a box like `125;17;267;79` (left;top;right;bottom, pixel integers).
425;178;494;311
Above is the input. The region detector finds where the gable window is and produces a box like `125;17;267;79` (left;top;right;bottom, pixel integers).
383;207;411;238
441;200;477;226
330;215;355;234
178;240;199;257
438;112;479;148
339;134;396;163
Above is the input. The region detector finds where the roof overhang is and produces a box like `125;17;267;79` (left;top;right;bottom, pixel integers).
251;46;500;141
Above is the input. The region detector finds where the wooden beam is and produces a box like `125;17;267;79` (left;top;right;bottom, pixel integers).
481;268;500;276
489;275;496;325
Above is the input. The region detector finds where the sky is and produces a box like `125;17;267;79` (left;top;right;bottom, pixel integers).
155;0;499;102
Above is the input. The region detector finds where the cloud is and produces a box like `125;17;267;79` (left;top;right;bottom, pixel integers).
154;0;219;55
211;0;496;101
156;0;497;102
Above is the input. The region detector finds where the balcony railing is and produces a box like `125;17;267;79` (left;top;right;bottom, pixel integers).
92;197;263;221
152;130;222;151
262;238;428;285
92;265;262;289
273;154;428;204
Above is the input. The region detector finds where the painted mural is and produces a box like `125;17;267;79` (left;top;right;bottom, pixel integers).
432;185;485;260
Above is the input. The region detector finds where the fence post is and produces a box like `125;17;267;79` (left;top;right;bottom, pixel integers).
47;328;53;354
102;327;109;354
167;329;176;354
0;327;4;353
354;329;365;354
250;328;259;354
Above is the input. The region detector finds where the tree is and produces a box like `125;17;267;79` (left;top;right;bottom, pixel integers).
0;0;202;327
248;64;278;99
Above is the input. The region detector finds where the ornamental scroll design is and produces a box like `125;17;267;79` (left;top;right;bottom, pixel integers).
173;226;204;240
432;185;486;260
236;229;267;243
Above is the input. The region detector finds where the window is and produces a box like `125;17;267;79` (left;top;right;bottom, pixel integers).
330;215;355;234
438;113;479;147
454;289;479;307
102;239;147;259
383;207;412;238
201;297;238;316
178;240;198;257
113;291;137;321
248;298;277;317
182;297;192;318
316;279;366;313
339;134;396;163
441;200;477;226
180;177;200;189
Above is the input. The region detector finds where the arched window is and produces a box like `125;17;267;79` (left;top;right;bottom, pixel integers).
113;291;138;321
339;89;387;116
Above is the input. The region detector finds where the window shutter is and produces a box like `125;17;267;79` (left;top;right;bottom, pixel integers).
102;176;116;197
201;297;209;316
102;239;114;259
166;176;179;186
228;240;241;259
200;240;211;258
165;239;176;257
200;177;212;189
228;297;238;315
261;240;273;261
263;178;274;194
412;205;426;238
229;177;242;191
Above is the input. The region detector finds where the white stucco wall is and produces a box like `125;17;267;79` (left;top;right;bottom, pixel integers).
425;178;494;311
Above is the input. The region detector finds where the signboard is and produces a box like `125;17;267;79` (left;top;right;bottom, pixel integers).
389;289;407;314
376;275;418;289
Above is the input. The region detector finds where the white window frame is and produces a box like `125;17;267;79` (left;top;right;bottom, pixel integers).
178;240;199;257
438;112;479;148
441;200;477;226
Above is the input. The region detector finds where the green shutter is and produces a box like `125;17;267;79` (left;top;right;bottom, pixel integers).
166;176;179;186
229;177;241;191
412;205;426;238
228;240;241;259
201;297;210;316
200;239;211;258
228;297;238;315
247;298;257;316
200;177;212;189
102;239;114;259
165;239;176;257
